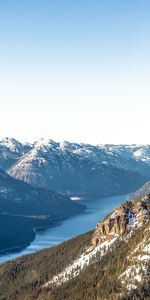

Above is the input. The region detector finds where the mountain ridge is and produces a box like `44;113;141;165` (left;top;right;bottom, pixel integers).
6;138;147;196
0;193;149;300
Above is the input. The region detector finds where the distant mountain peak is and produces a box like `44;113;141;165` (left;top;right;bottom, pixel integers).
0;137;22;152
33;138;58;149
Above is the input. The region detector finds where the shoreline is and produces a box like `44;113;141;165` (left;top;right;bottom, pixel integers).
0;205;86;259
0;193;128;263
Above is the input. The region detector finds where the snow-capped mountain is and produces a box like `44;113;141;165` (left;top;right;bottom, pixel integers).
65;143;150;176
7;138;144;196
133;145;150;162
0;137;32;170
0;137;149;196
1;137;150;174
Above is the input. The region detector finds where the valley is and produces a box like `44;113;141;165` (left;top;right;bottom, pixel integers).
1;138;150;262
1;1;150;298
0;194;149;300
0;138;150;299
0;194;127;264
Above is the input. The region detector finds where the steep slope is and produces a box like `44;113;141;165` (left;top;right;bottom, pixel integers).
0;169;84;216
0;169;85;252
0;195;149;300
8;139;145;196
56;142;150;177
131;180;150;200
43;195;150;289
98;144;150;177
0;137;32;170
1;138;150;179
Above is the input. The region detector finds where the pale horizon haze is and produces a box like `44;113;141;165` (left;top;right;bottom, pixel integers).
0;0;150;145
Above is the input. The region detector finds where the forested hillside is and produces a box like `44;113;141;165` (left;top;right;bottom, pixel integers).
0;195;149;300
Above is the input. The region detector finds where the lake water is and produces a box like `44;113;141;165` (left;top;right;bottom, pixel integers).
0;194;128;264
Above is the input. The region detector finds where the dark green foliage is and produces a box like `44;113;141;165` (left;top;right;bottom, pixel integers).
0;231;93;300
40;221;150;300
0;220;149;300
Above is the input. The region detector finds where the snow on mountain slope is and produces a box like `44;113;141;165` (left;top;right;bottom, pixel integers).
43;237;118;288
8;138;82;190
60;142;150;166
0;137;150;196
119;229;150;291
42;195;150;290
59;142;150;180
7;138;144;196
96;145;150;177
0;137;32;156
1;137;150;176
49;141;150;177
0;194;149;300
133;145;150;162
0;137;32;170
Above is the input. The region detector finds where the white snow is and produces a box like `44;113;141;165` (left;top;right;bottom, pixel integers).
143;244;150;253
43;237;118;288
120;225;150;291
137;254;150;261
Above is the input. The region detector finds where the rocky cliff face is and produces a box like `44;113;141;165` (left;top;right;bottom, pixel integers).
92;195;150;246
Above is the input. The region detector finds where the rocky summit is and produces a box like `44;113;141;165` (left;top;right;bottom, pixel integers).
92;195;150;246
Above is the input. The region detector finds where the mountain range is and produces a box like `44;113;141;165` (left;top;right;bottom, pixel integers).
1;137;150;254
0;137;150;299
1;137;150;196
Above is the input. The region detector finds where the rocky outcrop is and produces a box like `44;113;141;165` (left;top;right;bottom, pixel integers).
92;195;150;246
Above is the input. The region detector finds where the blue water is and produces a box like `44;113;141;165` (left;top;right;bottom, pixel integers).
0;194;127;264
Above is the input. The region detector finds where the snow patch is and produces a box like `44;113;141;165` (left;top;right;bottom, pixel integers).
43;237;118;288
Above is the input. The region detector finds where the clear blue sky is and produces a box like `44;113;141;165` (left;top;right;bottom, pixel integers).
0;0;150;144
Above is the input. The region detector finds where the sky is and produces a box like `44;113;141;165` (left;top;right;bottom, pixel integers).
0;0;150;145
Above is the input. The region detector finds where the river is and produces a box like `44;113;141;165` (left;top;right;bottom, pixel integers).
0;194;128;264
